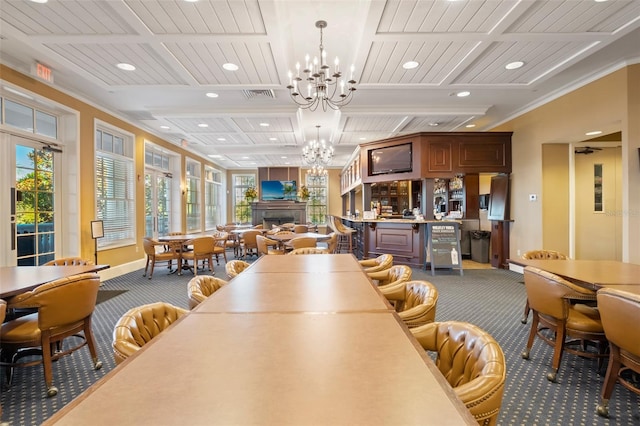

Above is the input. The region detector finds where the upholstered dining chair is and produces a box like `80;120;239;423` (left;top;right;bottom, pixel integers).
182;236;216;276
324;232;338;254
211;231;229;265
187;276;228;309
225;260;251;279
381;280;438;328
44;257;93;266
596;288;640;418
358;253;394;273
143;237;179;279
256;235;285;256
287;248;330;255
240;230;262;259
0;273;102;397
520;250;570;324
521;266;607;382
293;224;308;233
112;302;188;365
411;321;506;426
366;264;412;294
0;299;5;419
287;236;316;250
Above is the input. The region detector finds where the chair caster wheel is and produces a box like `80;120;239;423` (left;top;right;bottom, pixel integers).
546;372;557;382
47;386;58;397
521;351;530;360
596;403;609;417
521;318;527;324
94;360;103;370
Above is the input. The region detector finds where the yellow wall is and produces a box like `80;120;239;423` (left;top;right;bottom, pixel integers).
494;64;640;262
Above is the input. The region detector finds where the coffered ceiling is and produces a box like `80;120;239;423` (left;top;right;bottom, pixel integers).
1;0;639;169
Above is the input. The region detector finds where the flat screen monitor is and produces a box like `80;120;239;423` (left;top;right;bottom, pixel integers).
368;143;412;175
261;180;297;201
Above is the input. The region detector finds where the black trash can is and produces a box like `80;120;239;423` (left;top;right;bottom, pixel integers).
471;231;491;263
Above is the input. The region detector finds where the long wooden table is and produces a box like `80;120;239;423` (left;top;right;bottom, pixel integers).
44;254;475;425
0;264;110;298
509;258;640;293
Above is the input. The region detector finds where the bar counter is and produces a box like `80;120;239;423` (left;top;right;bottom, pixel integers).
341;216;461;268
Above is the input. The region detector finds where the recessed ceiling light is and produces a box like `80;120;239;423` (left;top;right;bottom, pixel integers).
505;61;525;70
184;0;199;2
403;61;419;70
205;92;219;98
466;124;476;128
281;156;287;159
269;137;278;141
30;0;48;3
198;123;208;128
585;130;603;136
160;125;170;130
208;154;222;158
284;162;291;165
242;156;249;159
359;137;367;141
456;91;471;97
217;137;226;141
116;63;136;71
428;122;439;127
259;122;269;127
223;63;239;71
594;0;609;3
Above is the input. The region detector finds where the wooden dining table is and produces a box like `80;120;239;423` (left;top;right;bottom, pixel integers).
509;258;640;293
44;254;475;426
0;264;110;299
269;231;330;250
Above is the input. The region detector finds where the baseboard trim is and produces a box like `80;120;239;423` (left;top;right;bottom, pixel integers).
98;259;146;281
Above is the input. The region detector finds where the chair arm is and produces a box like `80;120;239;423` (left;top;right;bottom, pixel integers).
398;305;436;328
367;269;390;282
379;282;406;301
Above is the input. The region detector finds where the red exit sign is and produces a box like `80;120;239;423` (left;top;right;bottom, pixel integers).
34;62;54;83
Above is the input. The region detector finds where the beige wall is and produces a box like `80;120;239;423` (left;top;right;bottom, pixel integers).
495;64;640;263
541;144;570;255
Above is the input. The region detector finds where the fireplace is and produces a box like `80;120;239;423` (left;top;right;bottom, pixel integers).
251;201;306;227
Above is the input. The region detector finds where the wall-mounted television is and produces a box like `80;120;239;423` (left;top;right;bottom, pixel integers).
261;180;297;201
368;143;413;176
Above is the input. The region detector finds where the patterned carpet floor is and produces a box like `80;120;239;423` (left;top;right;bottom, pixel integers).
1;259;638;425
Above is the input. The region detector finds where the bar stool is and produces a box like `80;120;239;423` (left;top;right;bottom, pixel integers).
328;216;355;253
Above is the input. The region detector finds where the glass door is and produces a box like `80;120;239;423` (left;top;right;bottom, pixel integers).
144;171;172;238
1;133;58;266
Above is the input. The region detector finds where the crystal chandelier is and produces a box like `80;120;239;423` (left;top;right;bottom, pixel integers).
302;125;334;166
306;164;328;178
287;20;357;112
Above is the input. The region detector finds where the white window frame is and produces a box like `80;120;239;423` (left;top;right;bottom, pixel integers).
204;165;224;230
95;121;136;249
305;173;329;225
186;158;202;233
232;174;256;224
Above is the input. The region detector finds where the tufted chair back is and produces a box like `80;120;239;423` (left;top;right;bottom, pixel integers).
411;321;506;426
382;280;439;328
521;250;568;260
367;264;412;290
225;260;250;279
287;248;329;255
112;302;188;364
44;257;93;266
358;254;394;273
187;276;228;309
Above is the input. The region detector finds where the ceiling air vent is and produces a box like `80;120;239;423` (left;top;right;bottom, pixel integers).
242;89;276;100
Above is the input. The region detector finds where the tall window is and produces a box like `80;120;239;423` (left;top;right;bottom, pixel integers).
232;174;255;223
205;166;223;230
95;126;135;248
186;159;201;233
306;174;328;225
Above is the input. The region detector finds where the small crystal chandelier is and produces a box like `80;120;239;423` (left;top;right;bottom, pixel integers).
306;164;328;178
287;20;357;112
302;125;334;166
